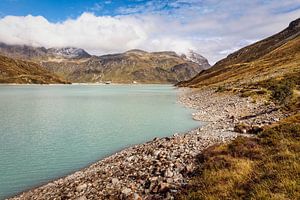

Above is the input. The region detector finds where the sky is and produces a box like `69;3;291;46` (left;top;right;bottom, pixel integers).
0;0;299;64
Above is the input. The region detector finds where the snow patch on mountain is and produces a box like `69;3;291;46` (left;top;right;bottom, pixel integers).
47;47;91;59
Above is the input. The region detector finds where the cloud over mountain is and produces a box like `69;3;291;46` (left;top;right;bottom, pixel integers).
0;0;299;63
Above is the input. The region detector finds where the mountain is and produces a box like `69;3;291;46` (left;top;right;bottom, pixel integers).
47;47;91;59
184;50;211;69
0;43;91;60
0;54;68;84
178;18;300;87
41;49;209;83
0;44;210;83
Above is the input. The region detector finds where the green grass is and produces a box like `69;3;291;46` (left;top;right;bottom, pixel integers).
179;115;300;200
255;72;300;111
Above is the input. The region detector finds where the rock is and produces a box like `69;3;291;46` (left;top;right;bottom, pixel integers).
133;193;142;200
111;178;119;185
248;125;263;134
151;185;159;193
121;187;132;196
75;196;87;200
127;155;136;162
76;183;87;192
159;182;171;193
164;168;174;178
273;118;280;122
186;163;194;173
153;150;161;157
166;178;174;183
234;124;250;133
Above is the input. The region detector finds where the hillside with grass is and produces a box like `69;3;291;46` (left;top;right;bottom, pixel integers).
178;18;300;200
0;43;210;84
41;50;209;83
178;18;300;88
179;115;300;200
0;54;68;84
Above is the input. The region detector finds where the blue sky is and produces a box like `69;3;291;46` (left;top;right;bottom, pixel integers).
0;0;137;21
0;0;194;21
0;0;299;63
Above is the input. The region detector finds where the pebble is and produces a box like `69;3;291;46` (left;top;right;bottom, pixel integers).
121;187;132;196
76;183;87;192
111;178;119;185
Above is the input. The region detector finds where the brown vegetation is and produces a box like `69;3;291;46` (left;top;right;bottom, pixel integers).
0;54;68;84
179;115;300;200
178;18;300;88
178;18;300;200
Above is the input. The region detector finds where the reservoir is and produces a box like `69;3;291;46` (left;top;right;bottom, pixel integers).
0;84;199;199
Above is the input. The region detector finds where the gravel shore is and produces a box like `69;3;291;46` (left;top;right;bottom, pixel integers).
8;88;287;200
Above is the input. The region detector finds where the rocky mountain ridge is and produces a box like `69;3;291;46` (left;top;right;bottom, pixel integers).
0;43;91;60
0;43;210;83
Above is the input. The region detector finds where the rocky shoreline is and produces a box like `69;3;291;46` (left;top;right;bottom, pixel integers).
8;88;287;200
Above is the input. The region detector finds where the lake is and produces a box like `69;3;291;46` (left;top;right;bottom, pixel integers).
0;84;199;199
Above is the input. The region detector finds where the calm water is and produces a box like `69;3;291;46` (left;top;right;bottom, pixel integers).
0;84;199;199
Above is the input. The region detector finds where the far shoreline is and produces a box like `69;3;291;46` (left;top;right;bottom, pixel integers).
0;82;176;86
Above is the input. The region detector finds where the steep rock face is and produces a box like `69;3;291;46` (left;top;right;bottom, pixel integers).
0;43;210;83
178;18;300;87
0;54;68;84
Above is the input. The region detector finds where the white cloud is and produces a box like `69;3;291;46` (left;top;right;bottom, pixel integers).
0;13;196;57
0;0;299;64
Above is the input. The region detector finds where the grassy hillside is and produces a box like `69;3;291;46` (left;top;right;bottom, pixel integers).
0;54;68;84
178;18;300;199
0;43;210;84
179;115;300;200
42;50;209;83
178;18;300;88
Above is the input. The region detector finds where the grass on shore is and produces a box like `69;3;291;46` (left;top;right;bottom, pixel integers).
178;114;300;200
236;71;300;112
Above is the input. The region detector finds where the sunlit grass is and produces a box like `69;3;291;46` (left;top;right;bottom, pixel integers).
179;115;300;200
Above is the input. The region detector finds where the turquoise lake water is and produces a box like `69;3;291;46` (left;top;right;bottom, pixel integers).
0;84;199;199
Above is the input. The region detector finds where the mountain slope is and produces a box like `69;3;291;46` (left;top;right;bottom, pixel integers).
0;43;91;60
0;54;68;84
178;18;300;87
0;43;211;83
41;50;210;83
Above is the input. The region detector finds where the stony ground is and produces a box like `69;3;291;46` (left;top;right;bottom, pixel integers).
9;88;288;200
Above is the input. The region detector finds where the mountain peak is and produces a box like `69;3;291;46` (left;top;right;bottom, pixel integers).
183;50;211;69
47;47;91;59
